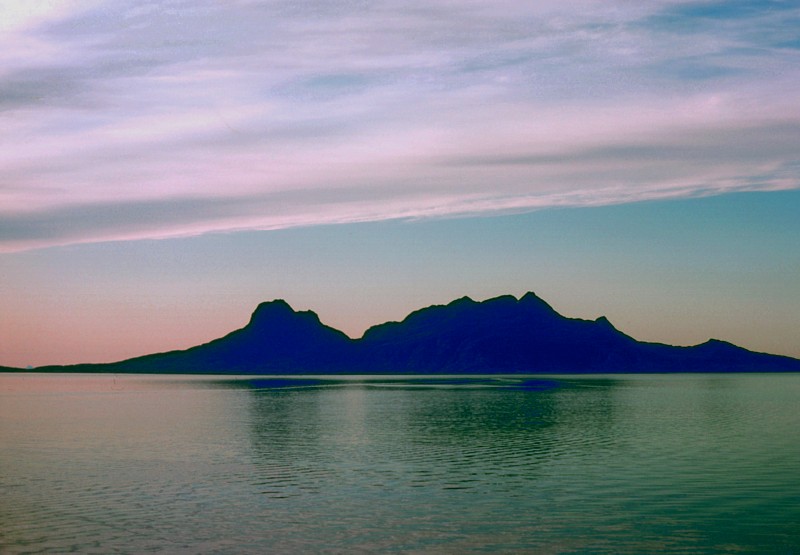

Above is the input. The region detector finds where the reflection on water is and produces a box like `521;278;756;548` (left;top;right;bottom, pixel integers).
1;373;799;553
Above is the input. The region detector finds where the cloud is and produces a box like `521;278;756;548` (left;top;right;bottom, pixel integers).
1;0;799;251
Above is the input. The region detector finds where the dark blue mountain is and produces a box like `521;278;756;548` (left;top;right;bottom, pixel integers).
87;300;355;374
28;293;800;373
356;293;799;373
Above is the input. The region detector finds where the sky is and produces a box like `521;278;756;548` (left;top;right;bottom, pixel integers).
1;0;799;367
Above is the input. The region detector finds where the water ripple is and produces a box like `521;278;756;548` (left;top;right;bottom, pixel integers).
2;374;800;553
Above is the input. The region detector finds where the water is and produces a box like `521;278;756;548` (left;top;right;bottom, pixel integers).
1;373;799;553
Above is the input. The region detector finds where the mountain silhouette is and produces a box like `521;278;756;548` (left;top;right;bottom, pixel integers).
25;293;800;374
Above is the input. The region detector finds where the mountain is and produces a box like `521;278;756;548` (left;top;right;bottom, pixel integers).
356;293;799;373
62;300;355;374
27;293;800;374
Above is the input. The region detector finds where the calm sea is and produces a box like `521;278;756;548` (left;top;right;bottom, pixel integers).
1;373;799;553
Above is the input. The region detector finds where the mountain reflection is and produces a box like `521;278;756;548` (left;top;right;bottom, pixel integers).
243;377;617;499
5;373;798;553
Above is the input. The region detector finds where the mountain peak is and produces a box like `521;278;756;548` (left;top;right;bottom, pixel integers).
705;338;733;346
246;299;326;329
696;338;740;351
518;291;557;313
448;296;477;306
595;315;615;328
250;299;294;319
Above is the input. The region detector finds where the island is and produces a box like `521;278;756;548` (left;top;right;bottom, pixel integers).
12;292;798;374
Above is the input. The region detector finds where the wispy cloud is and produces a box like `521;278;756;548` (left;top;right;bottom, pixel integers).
2;0;799;251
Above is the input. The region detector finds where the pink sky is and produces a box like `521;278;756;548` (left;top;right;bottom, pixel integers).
1;1;799;367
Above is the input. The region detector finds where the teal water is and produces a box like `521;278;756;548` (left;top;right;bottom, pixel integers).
1;373;799;553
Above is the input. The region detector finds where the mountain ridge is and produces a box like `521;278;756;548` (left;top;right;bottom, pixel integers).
15;293;800;374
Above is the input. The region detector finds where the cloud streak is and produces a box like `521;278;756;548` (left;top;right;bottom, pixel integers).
2;0;799;251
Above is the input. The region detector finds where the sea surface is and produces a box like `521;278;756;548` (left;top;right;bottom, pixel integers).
1;373;799;553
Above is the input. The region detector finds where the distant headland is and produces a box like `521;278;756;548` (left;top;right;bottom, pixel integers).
12;293;800;374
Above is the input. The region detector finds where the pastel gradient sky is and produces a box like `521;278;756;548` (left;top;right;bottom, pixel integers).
1;1;799;367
